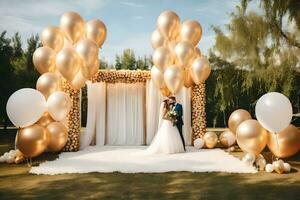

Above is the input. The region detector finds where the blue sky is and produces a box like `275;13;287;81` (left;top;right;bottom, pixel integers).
0;0;253;64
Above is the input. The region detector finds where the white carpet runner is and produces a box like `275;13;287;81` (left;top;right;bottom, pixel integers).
30;146;257;175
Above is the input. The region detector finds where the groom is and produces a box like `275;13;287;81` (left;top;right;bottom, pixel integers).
169;96;186;151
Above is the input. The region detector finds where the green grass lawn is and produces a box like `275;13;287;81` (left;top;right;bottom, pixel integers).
0;129;300;200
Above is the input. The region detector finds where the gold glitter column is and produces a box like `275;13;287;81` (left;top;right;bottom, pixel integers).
61;79;81;152
192;83;206;140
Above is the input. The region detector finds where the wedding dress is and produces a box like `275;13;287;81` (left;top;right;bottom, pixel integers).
144;102;185;154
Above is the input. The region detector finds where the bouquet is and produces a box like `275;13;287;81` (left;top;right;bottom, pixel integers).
164;110;178;126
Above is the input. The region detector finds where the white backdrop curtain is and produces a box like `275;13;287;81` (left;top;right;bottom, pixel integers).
106;83;145;145
80;80;192;149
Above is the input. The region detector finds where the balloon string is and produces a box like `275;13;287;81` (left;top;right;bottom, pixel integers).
26;157;32;167
275;132;280;151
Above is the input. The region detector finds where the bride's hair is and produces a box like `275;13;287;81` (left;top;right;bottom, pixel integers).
163;99;169;110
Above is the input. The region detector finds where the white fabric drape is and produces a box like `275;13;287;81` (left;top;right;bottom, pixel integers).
106;83;145;145
145;80;192;145
146;80;163;144
95;83;106;146
80;82;106;149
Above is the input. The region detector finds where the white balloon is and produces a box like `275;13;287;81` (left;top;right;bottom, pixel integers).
283;163;291;172
255;156;266;171
255;92;293;133
6;88;47;128
242;153;256;165
265;163;274;173
193;138;204;149
0;156;5;162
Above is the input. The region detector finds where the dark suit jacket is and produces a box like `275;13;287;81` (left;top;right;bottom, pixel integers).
174;103;184;126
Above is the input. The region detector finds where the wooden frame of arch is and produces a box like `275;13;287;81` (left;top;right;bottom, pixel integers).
62;70;206;151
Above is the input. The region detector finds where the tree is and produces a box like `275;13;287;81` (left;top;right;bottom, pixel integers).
121;49;136;70
207;0;300;127
12;34;40;89
243;0;300;48
99;57;109;69
115;55;122;70
0;31;15;128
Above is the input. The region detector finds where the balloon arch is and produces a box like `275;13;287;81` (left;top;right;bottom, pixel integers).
62;70;207;152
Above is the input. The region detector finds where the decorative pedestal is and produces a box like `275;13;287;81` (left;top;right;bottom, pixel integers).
62;79;81;151
191;83;206;140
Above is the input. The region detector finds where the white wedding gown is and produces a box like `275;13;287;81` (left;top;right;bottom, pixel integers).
143;102;185;154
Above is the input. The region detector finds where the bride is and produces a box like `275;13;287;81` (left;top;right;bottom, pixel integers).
144;99;185;154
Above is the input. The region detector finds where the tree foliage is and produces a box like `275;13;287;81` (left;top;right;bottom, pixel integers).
207;0;300;127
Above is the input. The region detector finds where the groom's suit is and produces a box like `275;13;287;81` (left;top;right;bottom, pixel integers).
173;103;186;151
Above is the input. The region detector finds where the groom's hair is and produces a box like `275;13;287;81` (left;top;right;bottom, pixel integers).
169;96;176;101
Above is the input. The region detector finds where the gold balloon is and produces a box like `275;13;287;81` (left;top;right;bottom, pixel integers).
36;112;55;127
183;68;194;88
152;47;174;71
14;155;25;164
36;72;61;99
174;41;195;68
60;12;85;44
47;91;72;121
41;26;64;52
273;159;285;174
204;132;218;148
82;58;99;79
228;109;252;134
33;47;56;74
151;29;167;49
71;70;87;90
157;10;180;41
267;124;300;158
75;38;99;67
160;85;171;97
56;48;81;81
236;119;268;156
181;20;202;46
16;124;49;157
190;56;211;84
219;130;236;147
194;47;202;58
86;19;107;48
151;66;165;88
46;122;68;152
164;65;184;94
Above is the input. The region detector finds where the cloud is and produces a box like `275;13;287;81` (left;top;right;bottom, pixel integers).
121;1;144;8
198;34;215;55
133;16;144;20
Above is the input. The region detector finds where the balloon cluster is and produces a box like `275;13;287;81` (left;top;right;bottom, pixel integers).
242;153;291;174
34;11;106;90
228;92;299;173
151;10;211;96
5;12;107;160
265;160;291;174
193;130;236;149
228;93;300;159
